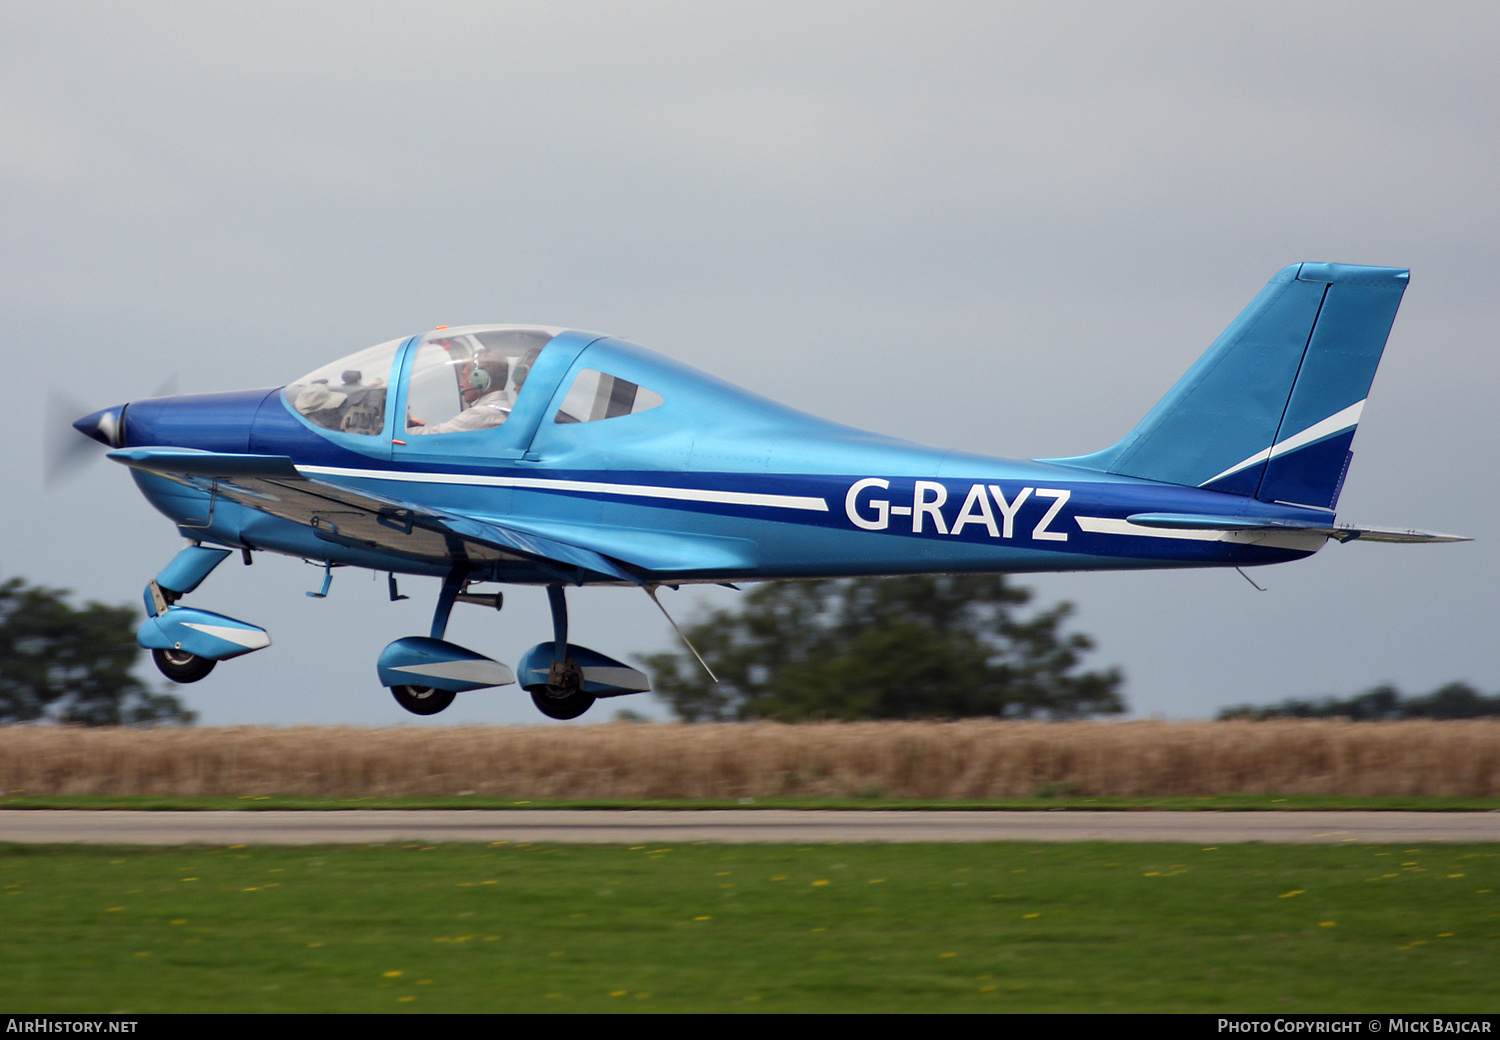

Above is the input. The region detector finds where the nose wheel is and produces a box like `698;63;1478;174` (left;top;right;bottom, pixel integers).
152;648;217;684
390;685;457;716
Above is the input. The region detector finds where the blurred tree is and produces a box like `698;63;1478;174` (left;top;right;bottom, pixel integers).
1218;682;1500;721
0;577;194;726
641;575;1124;722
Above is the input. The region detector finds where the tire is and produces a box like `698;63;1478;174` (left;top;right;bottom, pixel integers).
391;684;456;716
152;648;217;684
529;686;595;720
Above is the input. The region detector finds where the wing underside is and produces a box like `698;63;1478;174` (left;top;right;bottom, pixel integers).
108;448;647;584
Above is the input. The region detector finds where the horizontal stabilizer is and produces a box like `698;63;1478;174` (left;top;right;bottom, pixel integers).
1330;524;1471;544
1125;512;1469;545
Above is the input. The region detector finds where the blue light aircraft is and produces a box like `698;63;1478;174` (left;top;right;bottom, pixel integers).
69;262;1465;719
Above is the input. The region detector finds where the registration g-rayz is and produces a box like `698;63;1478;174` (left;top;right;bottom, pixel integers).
68;263;1465;719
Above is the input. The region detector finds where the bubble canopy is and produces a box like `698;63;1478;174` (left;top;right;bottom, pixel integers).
284;336;403;436
404;326;559;436
283;325;565;437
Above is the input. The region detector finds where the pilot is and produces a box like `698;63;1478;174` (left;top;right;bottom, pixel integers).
411;352;513;434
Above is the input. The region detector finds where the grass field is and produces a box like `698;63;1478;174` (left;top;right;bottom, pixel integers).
3;840;1497;1013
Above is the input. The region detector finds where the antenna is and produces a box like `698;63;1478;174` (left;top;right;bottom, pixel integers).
644;585;719;683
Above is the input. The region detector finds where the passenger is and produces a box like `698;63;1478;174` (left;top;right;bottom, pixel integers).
511;346;543;393
294;380;346;417
411;352;513;434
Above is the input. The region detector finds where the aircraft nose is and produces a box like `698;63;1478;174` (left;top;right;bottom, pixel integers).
74;404;127;448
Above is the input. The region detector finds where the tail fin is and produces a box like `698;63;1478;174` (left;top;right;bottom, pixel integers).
1047;262;1409;511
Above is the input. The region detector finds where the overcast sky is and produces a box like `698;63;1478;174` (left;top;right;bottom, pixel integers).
5;2;1495;725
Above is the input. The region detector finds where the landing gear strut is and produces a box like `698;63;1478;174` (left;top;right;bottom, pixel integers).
528;585;595;720
388;570;466;717
377;567;516;716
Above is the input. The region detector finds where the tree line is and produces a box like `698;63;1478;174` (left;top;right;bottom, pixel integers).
1218;683;1500;721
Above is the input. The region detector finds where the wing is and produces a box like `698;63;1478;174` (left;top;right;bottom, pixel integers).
108;448;647;584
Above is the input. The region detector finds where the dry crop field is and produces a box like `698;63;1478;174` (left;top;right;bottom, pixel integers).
2;719;1500;799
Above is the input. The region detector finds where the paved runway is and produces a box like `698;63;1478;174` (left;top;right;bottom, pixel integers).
1;809;1498;845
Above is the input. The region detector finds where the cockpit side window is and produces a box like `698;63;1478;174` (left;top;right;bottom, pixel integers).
284;338;402;436
553;369;664;424
404;327;556;436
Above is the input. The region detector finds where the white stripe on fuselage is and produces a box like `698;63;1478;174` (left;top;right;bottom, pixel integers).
1199;399;1365;487
297;466;830;513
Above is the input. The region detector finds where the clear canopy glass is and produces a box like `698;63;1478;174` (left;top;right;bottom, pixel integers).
554;368;664;424
284;338;403;436
404;326;559;436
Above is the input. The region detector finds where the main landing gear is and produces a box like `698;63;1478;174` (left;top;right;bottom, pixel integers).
512;584;650;719
376;568;516;716
377;575;651;720
526;585;594;720
389;685;457;716
530;683;594;720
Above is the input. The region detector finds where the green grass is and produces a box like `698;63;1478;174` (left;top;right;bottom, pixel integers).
1;841;1497;1012
4;794;1500;811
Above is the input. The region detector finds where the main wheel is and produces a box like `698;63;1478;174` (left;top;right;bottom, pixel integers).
529;685;595;720
152;648;216;684
390;684;456;716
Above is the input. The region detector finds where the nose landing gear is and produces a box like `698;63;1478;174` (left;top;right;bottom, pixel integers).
137;545;271;684
151;647;217;684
